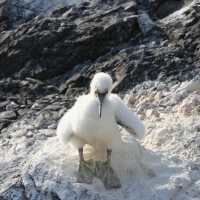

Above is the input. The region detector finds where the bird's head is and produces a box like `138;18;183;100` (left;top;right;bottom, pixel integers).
90;72;113;118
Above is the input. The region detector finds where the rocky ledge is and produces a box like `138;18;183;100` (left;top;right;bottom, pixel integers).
0;0;200;199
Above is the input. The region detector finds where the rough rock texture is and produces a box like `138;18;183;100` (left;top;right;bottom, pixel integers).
0;0;80;31
0;0;200;199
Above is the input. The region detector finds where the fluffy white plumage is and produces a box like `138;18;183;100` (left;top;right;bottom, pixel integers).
57;72;145;151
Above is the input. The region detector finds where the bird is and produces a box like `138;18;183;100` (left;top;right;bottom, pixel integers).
57;72;145;189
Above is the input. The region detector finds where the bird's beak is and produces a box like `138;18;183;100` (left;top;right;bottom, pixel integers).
97;92;107;118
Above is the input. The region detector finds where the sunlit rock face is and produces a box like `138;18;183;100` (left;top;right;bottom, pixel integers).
0;0;200;199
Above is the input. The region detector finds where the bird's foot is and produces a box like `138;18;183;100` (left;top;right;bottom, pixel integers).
95;161;121;189
76;159;95;184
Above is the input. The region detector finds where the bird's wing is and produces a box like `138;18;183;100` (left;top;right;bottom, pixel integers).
56;108;74;144
110;94;145;140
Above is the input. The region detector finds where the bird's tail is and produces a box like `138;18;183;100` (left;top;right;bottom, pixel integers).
57;110;73;144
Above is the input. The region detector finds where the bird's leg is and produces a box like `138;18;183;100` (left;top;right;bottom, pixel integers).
79;147;84;162
107;149;111;164
76;148;95;184
95;149;121;189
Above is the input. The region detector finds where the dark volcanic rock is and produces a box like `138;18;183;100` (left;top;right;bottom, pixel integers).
0;111;18;120
0;4;139;81
0;0;198;100
0;0;77;31
160;0;200;56
156;0;193;19
0;121;11;133
0;101;10;109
